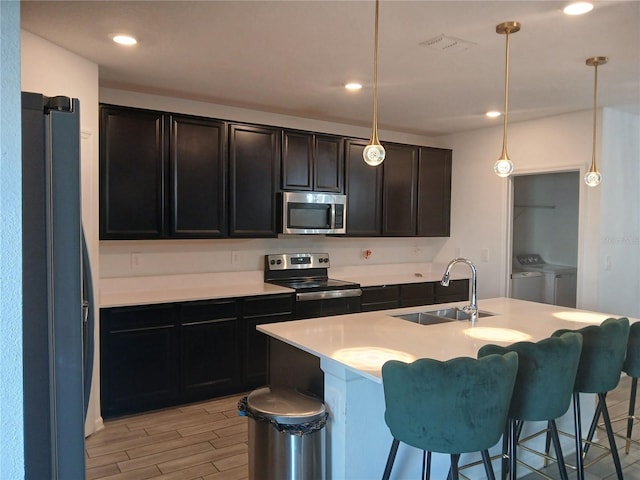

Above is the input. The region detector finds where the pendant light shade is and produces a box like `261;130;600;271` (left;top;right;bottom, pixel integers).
363;0;385;166
584;56;607;187
494;21;521;178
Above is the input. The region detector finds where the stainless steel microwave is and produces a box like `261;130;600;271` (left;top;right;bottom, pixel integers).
281;192;347;234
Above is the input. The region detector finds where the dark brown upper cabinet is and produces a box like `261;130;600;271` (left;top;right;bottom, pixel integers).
228;123;281;237
100;105;167;239
417;147;452;237
382;143;419;236
170;115;227;237
282;130;343;193
344;138;382;236
99;105;226;239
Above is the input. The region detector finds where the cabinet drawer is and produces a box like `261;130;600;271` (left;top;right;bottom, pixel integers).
434;279;469;302
399;283;434;307
104;304;178;331
243;294;293;318
361;285;399;311
180;299;238;322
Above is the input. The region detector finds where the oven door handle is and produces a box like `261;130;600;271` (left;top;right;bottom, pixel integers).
296;288;362;302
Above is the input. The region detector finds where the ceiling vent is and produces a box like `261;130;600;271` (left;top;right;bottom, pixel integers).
420;34;476;53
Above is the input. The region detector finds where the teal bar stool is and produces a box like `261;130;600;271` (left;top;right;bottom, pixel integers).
550;317;630;480
381;352;518;480
584;320;640;456
478;331;583;480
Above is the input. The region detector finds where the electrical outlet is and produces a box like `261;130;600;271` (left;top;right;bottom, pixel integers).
130;252;141;269
481;248;490;262
231;251;240;265
454;247;461;258
604;255;611;271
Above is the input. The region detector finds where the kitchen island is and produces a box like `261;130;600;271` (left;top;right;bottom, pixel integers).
258;297;636;480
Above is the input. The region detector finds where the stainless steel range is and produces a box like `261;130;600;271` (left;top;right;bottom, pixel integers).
264;253;362;319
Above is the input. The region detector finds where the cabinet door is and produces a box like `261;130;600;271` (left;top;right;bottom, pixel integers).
229;124;280;237
282;130;313;191
382;143;419;236
100;105;167;239
170;115;227;237
314;134;344;193
417;147;452;237
242;294;293;389
180;300;241;400
345;139;382;236
100;305;179;418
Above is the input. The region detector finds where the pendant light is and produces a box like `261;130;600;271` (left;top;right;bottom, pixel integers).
494;21;521;178
584;56;607;187
363;0;385;166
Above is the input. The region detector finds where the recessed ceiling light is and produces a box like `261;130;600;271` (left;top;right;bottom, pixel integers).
345;83;362;91
486;110;501;118
563;2;594;15
112;34;138;46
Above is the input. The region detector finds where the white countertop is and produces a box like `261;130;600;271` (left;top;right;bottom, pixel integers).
258;297;637;384
100;271;293;308
99;262;468;308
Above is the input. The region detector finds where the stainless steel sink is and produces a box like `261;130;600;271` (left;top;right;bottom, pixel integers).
392;307;496;325
425;307;496;321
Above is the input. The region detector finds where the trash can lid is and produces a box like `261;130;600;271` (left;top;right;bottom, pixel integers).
246;386;326;425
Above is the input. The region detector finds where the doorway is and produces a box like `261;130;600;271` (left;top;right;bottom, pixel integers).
510;171;580;307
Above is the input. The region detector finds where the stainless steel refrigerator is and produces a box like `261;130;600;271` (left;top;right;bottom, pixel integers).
22;92;94;479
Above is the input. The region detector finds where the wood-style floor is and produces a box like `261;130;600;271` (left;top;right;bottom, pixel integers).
86;377;640;480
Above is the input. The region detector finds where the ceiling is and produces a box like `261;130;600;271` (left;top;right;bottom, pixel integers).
20;1;640;137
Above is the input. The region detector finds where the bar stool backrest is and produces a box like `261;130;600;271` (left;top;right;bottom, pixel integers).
553;317;629;394
623;321;640;378
478;331;583;421
382;352;518;454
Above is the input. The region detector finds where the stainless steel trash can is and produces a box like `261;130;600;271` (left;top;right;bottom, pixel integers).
241;386;327;480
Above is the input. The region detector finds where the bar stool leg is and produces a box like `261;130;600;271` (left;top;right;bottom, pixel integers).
626;377;638;454
582;398;602;457
573;392;585;480
599;392;624;480
382;438;400;480
450;453;460;480
481;449;496;480
548;419;569;480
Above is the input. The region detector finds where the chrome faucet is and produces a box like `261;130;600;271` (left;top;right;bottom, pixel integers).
441;258;478;321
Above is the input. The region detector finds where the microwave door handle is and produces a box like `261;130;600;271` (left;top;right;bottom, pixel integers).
329;203;336;229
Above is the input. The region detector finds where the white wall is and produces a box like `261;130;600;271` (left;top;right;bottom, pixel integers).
20;30;103;435
0;2;24;477
598;108;640;318
440;108;639;319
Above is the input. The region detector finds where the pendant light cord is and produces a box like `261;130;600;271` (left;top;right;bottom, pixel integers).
501;30;511;157
590;62;598;171
371;0;380;144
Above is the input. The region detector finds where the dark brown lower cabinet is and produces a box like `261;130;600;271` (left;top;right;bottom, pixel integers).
242;294;293;389
399;283;435;307
180;300;241;401
434;279;470;304
361;285;399;312
101;294;293;418
100;304;179;418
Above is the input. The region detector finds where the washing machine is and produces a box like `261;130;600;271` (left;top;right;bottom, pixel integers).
511;271;544;302
513;254;577;307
